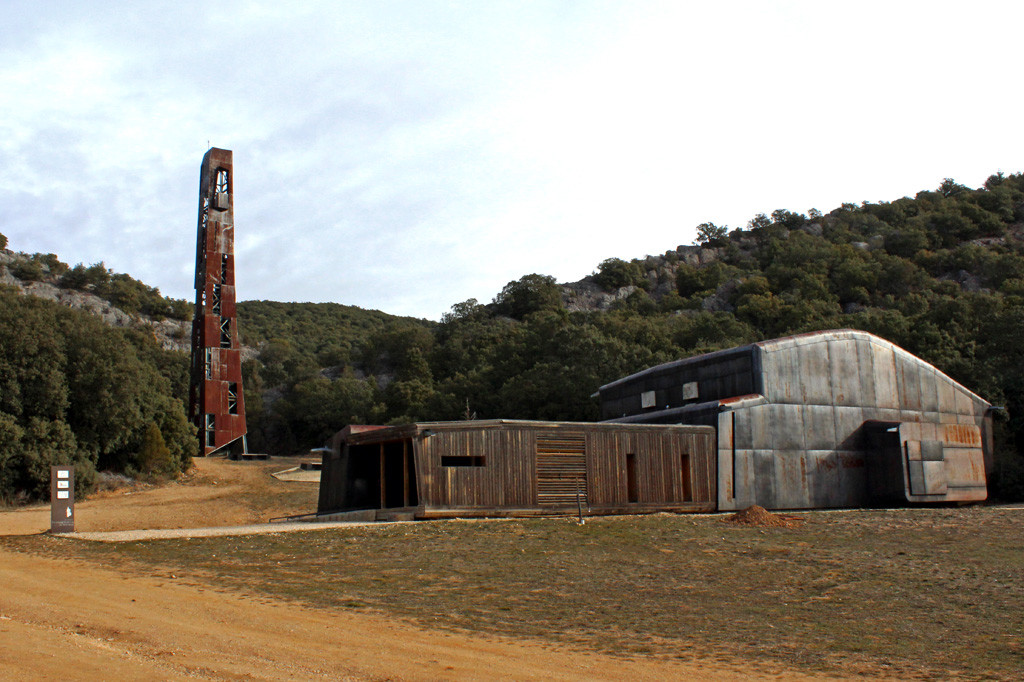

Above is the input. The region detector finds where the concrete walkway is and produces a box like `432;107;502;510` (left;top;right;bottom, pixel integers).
64;519;381;543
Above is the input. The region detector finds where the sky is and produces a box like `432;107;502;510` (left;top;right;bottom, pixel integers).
2;1;1023;321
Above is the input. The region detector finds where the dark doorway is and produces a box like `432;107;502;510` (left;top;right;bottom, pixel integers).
348;444;381;509
383;441;407;508
626;453;638;503
680;453;692;501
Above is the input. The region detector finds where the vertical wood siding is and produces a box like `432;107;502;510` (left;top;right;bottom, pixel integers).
411;422;716;514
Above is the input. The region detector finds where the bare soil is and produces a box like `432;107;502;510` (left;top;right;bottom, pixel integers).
0;457;319;536
0;459;834;680
726;504;803;528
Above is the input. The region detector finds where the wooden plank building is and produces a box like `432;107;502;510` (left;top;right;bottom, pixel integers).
318;420;716;520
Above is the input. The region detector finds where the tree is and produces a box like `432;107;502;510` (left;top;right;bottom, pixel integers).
0;413;24;501
939;178;968;197
136;421;173;477
593;258;646;290
694;222;728;246
491;274;563;320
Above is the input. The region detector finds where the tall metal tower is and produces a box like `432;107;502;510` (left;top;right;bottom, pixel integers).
188;148;247;456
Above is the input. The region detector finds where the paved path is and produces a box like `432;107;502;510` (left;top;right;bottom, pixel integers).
64;519;380;542
52;504;1024;542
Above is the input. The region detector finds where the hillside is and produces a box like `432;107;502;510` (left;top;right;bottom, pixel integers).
0;244;431;500
4;172;1024;500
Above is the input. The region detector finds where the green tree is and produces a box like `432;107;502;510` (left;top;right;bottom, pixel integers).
136;421;173;477
491;274;563;320
694;222;728;246
593;258;646;290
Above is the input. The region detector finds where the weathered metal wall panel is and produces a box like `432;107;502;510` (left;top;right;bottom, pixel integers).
806;450;842;507
799;341;832;405
953;386;975;418
803;405;836;451
919;368;939;413
937;373;957;415
854;338;877;406
605;330;993;511
771;404;805;451
870;341;900;410
599;347;758;420
898;356;924;412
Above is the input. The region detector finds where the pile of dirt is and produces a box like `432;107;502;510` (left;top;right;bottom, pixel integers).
725;505;802;528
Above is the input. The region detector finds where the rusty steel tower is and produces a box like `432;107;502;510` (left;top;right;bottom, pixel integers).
188;148;247;456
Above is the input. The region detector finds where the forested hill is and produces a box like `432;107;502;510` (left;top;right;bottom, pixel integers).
241;173;1024;497
0;249;197;503
4;172;1024;501
0;241;424;502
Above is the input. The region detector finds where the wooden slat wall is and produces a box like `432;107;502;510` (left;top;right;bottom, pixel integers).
421;427;535;509
536;433;587;506
415;423;715;513
586;429;715;506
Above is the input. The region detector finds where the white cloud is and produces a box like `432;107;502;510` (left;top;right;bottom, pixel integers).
1;1;1022;319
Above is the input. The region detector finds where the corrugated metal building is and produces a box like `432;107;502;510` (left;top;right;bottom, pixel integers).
597;330;991;510
318;420;716;520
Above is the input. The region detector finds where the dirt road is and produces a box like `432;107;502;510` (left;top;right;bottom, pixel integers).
2;545;830;681
0;459;836;680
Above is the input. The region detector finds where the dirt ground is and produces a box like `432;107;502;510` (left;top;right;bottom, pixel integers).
0;459;835;681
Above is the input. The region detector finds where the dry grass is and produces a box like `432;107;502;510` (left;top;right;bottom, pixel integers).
5;507;1023;679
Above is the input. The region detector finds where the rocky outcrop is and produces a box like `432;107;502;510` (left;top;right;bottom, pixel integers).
562;280;639;312
1;252;191;353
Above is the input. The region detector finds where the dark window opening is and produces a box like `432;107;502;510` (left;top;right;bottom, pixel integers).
215;169;229;194
383;441;407;508
227;382;238;415
347;444;381;510
441;455;485;467
221;254;229;285
211;283;221;315
680;453;692;501
204;413;216;447
626;453;638;503
220;317;231;347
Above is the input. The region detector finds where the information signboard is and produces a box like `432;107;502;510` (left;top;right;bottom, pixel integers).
50;466;75;533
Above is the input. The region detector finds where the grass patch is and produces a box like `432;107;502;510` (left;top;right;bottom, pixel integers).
4;507;1023;679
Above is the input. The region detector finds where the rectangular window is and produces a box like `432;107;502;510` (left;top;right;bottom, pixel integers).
683;381;699;401
227;382;238;415
204;348;213;379
441;455;485;467
640;390;656;409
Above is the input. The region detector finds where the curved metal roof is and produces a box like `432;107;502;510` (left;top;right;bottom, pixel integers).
598;329;990;408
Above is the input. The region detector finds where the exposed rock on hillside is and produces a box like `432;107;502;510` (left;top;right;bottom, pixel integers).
562;279;639;312
0;250;191;352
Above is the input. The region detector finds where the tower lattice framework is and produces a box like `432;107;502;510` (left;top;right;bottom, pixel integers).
188;148;247;456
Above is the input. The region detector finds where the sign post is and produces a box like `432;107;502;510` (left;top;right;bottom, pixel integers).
50;466;75;533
